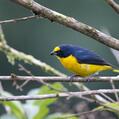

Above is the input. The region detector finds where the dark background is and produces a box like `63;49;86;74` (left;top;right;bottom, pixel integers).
0;0;119;116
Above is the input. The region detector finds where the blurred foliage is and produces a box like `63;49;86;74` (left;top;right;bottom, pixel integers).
0;90;26;119
0;83;79;119
1;84;119;119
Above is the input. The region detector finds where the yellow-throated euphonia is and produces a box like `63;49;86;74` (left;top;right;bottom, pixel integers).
50;44;118;77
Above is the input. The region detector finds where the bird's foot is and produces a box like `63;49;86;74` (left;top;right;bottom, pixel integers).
85;75;99;81
68;74;80;85
85;77;93;81
69;74;80;80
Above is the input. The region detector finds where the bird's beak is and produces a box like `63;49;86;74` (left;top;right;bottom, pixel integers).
50;51;57;55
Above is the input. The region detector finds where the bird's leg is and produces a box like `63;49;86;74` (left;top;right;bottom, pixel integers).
69;74;80;80
68;74;81;85
85;72;99;81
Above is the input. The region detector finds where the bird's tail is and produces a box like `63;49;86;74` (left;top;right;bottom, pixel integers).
112;69;119;73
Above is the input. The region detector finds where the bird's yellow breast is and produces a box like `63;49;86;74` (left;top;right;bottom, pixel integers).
58;55;112;77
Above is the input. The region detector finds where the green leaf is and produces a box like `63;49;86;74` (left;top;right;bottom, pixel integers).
32;83;64;119
23;104;38;119
0;91;26;119
34;106;49;119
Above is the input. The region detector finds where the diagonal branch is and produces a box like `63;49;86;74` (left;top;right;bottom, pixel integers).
0;24;110;105
61;110;101;118
10;0;119;50
0;15;36;24
0;89;119;101
110;79;119;101
106;0;119;14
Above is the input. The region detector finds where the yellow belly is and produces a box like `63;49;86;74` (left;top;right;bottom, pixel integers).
58;55;112;77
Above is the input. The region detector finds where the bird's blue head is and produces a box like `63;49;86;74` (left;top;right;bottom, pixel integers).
50;44;77;58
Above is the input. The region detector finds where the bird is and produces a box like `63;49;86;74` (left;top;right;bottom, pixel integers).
50;44;118;77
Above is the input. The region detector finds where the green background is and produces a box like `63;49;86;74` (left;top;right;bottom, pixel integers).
0;0;119;115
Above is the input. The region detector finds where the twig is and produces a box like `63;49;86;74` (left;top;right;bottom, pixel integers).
18;64;67;92
110;79;119;101
6;74;119;103
106;0;119;14
0;76;119;82
0;24;110;106
0;89;119;101
9;72;119;102
11;73;23;91
99;92;115;102
10;0;119;50
0;82;4;94
18;64;34;90
60;109;101;118
0;15;36;24
110;48;119;64
16;65;105;104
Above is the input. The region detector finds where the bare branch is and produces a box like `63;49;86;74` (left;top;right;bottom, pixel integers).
0;15;36;24
2;75;119;103
0;82;4;93
110;79;119;101
17;64;67;92
61;110;101;118
1;76;119;82
110;48;119;64
0;89;119;101
0;24;109;105
99;92;115;102
9;0;119;50
106;0;119;14
0;4;118;105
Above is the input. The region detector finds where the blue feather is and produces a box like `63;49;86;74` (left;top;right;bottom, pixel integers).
60;44;110;66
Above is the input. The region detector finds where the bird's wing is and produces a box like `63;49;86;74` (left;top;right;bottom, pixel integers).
73;48;110;66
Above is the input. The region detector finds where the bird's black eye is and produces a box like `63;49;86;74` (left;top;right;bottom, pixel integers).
57;50;71;58
55;50;63;57
56;50;61;55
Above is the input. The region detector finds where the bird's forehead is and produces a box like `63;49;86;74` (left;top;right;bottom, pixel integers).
53;46;60;52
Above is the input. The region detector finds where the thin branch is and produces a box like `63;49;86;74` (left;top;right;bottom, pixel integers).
0;15;36;24
61;110;101;118
110;48;119;64
0;82;4;94
0;76;119;82
17;64;36;90
0;89;119;101
99;92;115;102
106;0;119;14
110;79;119;101
17;64;67;92
4;75;119;103
10;0;119;50
0;24;109;106
2;1;119;104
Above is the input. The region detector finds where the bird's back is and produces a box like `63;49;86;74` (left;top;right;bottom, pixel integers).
58;44;112;77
